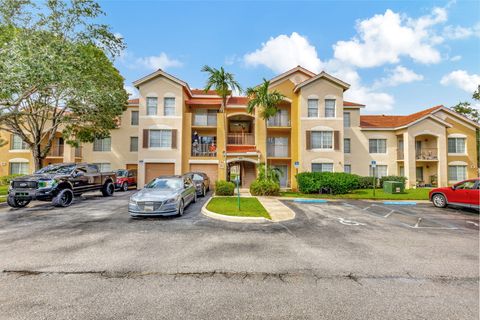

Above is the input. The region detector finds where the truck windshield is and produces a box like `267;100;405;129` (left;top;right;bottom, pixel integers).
145;178;182;190
116;170;128;177
35;164;76;175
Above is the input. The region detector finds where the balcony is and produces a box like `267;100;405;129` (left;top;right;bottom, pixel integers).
192;112;217;127
47;144;64;157
267;144;289;158
416;148;438;161
227;133;255;145
397;149;404;160
75;147;82;158
267;116;290;127
191;143;217;157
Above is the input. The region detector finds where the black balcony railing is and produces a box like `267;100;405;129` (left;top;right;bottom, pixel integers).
191;143;217;157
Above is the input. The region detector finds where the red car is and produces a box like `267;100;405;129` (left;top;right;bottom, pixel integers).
429;178;479;209
115;169;137;191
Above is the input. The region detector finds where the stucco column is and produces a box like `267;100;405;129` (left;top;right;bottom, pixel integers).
437;134;447;187
217;113;226;181
62;144;76;163
403;132;416;188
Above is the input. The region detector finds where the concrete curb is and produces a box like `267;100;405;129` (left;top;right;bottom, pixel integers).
201;197;271;224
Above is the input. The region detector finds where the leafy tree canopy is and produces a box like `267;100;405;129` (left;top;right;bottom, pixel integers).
0;0;127;169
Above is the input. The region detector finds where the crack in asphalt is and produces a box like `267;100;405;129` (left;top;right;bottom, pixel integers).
2;269;478;284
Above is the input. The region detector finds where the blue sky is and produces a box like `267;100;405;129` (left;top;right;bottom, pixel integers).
99;0;480;115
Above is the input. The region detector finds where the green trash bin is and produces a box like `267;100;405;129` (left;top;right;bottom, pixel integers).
383;181;405;194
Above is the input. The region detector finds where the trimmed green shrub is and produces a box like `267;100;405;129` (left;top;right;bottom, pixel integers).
0;174;25;186
215;180;235;196
379;175;407;187
296;172;360;194
357;176;374;189
250;179;280;196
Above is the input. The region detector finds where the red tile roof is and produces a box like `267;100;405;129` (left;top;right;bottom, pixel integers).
191;89;221;96
128;98;139;105
360;105;444;128
344;101;365;107
227;96;249;105
227;145;257;153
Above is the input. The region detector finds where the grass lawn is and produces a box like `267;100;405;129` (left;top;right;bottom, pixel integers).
0;185;8;202
207;197;271;219
281;188;431;200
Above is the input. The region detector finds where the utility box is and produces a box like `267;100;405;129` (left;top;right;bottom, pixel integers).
383;181;404;194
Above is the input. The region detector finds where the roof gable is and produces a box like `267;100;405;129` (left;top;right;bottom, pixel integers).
133;69;193;97
268;66;316;86
293;71;350;93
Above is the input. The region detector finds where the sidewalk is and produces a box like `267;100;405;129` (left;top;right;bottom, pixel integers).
256;197;295;222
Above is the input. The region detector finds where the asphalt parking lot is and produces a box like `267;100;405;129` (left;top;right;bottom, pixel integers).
0;191;478;319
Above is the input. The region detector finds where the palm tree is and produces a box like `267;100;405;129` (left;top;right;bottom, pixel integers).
201;65;242;112
246;79;285;179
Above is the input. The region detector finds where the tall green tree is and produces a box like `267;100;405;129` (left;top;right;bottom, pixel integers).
201;65;242;112
246;79;285;179
0;0;127;170
450;85;480;168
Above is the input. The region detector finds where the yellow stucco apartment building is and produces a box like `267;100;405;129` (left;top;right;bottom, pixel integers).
1;66;478;189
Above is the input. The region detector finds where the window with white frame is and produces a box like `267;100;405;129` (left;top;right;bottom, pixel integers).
325;99;336;118
130;137;138;152
11;134;28;150
369;139;387;153
9;162;29;175
312;163;334;172
149;130;172;148
311;131;333;149
344;164;351;173
448;138;466;154
369;165;387;178
344;138;351;153
131;111;139;125
307;99;318;118
448;165;467;181
164;97;175;116
343;112;351;127
93;137;111;151
146;97;158;116
93;163;111;172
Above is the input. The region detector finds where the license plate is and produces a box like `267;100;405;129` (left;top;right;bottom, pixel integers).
144;205;154;212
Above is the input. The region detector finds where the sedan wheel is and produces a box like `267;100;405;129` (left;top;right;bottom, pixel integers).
432;194;447;208
177;200;184;216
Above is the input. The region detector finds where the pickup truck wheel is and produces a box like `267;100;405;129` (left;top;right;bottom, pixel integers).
102;181;115;197
52;189;74;207
7;196;30;208
122;182;129;192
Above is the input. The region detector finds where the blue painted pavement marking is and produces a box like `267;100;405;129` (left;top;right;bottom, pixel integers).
293;199;328;203
383;201;417;205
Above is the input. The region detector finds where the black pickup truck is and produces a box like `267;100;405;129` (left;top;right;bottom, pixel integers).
7;163;116;208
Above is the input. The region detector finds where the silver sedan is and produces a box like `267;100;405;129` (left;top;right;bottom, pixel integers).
128;176;196;217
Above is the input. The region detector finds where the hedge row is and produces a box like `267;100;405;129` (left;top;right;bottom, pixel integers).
215;180;235;196
250;179;280;196
297;172;407;194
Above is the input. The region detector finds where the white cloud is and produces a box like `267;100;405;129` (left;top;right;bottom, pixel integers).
224;54;237;66
440;70;480;93
333;8;447;68
329;66;395;113
450;55;462;61
443;23;480;39
244;32;322;73
124;85;138;98
373;65;423;88
135;53;183;70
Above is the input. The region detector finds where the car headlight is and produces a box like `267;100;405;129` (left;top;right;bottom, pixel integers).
164;196;179;205
38;179;57;189
129;198;137;205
